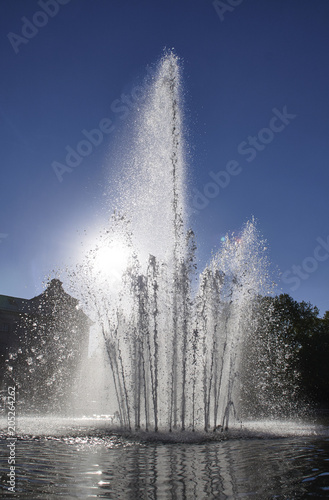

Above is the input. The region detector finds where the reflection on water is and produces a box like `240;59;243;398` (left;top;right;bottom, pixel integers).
1;428;329;498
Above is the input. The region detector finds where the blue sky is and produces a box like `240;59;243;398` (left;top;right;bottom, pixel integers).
1;0;329;314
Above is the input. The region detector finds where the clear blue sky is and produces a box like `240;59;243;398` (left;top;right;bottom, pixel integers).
1;0;329;314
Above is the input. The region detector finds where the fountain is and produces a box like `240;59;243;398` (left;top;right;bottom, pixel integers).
69;51;275;433
4;51;302;432
1;51;326;500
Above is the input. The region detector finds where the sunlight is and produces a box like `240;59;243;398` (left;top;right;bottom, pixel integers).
93;240;130;281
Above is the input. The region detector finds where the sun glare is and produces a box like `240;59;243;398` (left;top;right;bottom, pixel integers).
93;240;130;281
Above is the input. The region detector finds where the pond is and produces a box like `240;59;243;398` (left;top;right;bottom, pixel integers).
1;417;329;499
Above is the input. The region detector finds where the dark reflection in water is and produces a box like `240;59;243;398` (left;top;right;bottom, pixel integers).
1;434;329;499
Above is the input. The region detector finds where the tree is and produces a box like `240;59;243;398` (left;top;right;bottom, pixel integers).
241;295;304;419
242;293;329;415
299;312;329;407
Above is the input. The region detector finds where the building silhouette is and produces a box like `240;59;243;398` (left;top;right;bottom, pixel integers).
0;279;91;414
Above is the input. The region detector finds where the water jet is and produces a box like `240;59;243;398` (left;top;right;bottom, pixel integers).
71;51;274;433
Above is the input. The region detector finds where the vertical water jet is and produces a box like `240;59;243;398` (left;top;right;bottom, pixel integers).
73;51;274;432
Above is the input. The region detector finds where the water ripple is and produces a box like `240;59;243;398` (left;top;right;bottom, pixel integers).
0;434;329;498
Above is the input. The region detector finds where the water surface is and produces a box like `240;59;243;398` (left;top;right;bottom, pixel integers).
1;418;329;499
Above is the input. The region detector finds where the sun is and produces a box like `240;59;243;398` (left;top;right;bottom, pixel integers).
93;240;130;281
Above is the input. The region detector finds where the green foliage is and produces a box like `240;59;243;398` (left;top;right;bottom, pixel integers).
240;293;329;418
269;295;329;407
247;294;329;412
299;315;329;406
241;295;303;419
